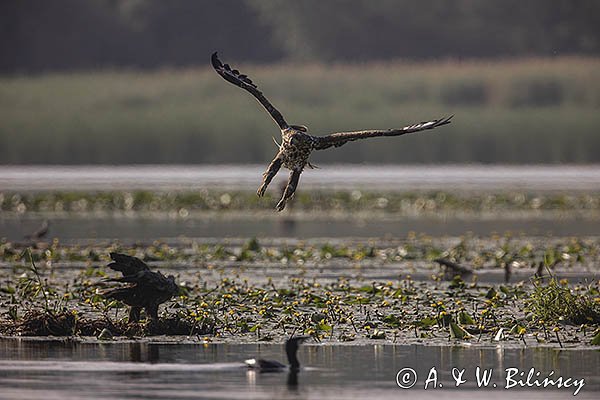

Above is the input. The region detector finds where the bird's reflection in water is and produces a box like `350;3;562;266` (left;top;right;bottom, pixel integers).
279;217;297;236
245;369;257;387
286;369;299;390
246;363;301;392
128;342;160;363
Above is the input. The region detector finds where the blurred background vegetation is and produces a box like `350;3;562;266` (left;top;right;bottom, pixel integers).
1;0;599;164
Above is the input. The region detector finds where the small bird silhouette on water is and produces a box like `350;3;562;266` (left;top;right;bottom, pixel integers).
102;253;178;323
212;52;453;211
24;220;49;241
434;258;473;280
245;336;310;372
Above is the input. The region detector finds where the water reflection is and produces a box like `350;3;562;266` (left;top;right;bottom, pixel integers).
128;342;160;363
4;216;599;243
0;339;598;399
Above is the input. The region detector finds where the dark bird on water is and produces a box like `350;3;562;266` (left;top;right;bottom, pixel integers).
24;220;49;241
212;52;453;211
434;258;473;280
102;253;178;323
245;336;310;372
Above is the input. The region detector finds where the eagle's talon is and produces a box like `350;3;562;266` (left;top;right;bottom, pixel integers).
212;52;452;212
275;200;286;212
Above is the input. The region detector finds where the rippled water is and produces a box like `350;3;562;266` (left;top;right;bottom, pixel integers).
0;339;598;399
2;164;599;191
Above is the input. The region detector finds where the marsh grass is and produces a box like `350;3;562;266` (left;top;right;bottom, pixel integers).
528;276;600;325
1;57;600;164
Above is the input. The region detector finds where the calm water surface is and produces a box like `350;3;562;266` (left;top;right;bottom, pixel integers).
3;164;598;240
0;339;598;399
3;216;599;243
2;165;599;191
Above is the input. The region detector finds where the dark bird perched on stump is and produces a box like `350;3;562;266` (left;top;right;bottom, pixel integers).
102;253;178;323
212;52;453;211
245;336;310;372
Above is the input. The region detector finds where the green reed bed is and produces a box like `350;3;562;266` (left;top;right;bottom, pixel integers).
1;57;600;164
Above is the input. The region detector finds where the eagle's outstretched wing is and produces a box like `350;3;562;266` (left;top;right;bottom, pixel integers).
313;115;453;151
108;252;149;277
211;52;289;130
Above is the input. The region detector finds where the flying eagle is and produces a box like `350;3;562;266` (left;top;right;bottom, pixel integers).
212;52;452;211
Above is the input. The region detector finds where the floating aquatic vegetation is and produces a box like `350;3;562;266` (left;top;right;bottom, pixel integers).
1;235;599;275
0;238;598;347
527;277;600;325
1;190;599;215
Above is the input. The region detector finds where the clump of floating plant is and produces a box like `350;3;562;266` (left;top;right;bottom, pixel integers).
4;249;80;336
527;276;600;325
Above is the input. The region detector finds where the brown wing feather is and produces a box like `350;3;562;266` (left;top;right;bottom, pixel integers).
108;252;150;276
211;52;288;130
313;115;453;150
